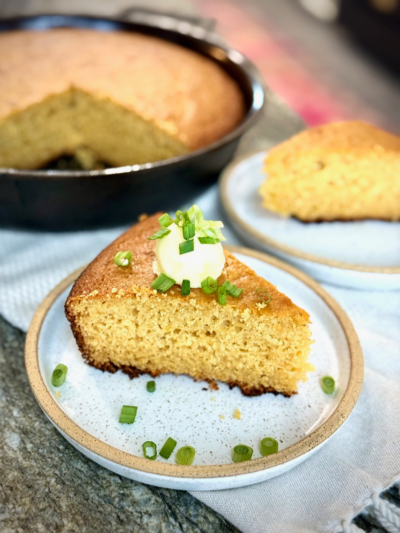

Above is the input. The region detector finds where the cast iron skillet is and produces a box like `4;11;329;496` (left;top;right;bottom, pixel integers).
0;11;265;231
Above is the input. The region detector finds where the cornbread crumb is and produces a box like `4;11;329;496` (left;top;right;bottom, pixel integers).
138;213;148;222
233;409;241;420
65;214;313;397
219;415;225;419
55;391;61;399
260;121;400;221
209;381;219;391
256;302;268;310
211;397;215;402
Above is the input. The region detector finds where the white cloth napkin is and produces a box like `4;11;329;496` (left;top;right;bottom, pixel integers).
0;184;399;533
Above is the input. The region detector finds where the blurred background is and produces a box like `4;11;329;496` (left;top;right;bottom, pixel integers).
1;0;400;134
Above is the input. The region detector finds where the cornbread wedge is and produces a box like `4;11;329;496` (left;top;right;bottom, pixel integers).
65;214;313;396
0;29;245;169
260;121;400;221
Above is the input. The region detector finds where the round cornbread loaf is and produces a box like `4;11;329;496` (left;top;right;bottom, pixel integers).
0;29;246;169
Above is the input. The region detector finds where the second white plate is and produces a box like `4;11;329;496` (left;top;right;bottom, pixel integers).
220;151;400;289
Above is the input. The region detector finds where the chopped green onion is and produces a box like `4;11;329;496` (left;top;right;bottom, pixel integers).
260;437;279;456
181;280;190;296
158;213;173;227
198;237;220;245
114;251;132;267
187;204;203;224
151;273;176;292
147;380;156;393
218;285;226;306
222;280;243;298
186;204;226;241
198;226;222;242
142;441;157;460
176;446;196;466
51;364;68;387
160;437;177;459
119;405;137;424
179;239;194;255
201;276;218;294
232;444;253;463
174;210;186;227
148;227;171;240
256;287;272;305
183;222;195;240
321;376;335;395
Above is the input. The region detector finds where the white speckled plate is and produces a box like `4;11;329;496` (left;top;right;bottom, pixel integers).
220;151;400;290
25;247;363;491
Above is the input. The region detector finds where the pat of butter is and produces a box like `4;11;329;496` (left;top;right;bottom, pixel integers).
153;223;225;288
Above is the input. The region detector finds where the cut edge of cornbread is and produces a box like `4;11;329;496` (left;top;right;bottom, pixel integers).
65;214;314;397
0;88;189;170
259;121;400;222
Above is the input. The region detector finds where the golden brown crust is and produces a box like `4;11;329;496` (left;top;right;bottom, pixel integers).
65;213;310;322
295;216;398;223
0;29;246;150
79;355;295;397
266;121;400;161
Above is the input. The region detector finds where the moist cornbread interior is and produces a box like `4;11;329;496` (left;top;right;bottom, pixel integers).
259;121;400;221
0;29;246;169
65;214;313;396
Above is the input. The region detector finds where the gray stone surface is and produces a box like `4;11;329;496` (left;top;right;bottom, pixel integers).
0;316;240;533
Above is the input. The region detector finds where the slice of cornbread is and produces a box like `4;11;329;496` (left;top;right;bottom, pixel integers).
65;214;313;396
259;121;400;221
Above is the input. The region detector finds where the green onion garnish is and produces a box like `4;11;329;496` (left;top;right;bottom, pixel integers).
181;280;190;296
114;251;132;267
174;210;189;227
160;437;177;459
179;239;194;255
148;227;171;240
321;376;335;395
201;276;218;294
158;213;173;227
176;446;196;466
256;287;272;305
142;441;157;460
186;205;226;242
147;380;156;393
183;222;195;240
151;273;176;292
222;280;243;298
260;437;279;456
218;285;226;306
232;444;253;463
198;237;220;245
51;364;68;387
119;405;138;424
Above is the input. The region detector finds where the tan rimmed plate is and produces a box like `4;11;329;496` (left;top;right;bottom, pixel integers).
220;151;400;290
25;246;363;491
